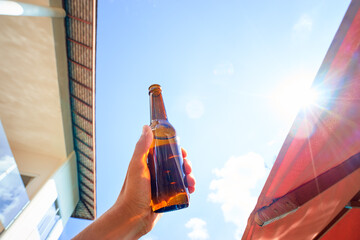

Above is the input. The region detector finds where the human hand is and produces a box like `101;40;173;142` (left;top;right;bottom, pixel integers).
74;125;195;240
113;125;195;238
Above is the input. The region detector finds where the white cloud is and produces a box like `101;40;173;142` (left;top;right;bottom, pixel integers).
292;14;313;41
294;14;313;31
0;154;29;227
185;218;209;240
186;99;205;119
0;155;16;173
266;139;276;146
208;152;269;239
0;171;29;227
0;189;21;224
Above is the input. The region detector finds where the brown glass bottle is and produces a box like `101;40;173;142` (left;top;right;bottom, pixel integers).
148;84;189;213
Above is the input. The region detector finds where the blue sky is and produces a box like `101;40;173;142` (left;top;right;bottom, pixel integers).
60;1;350;239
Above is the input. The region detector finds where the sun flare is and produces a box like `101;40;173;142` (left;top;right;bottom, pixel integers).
270;82;318;120
301;88;318;107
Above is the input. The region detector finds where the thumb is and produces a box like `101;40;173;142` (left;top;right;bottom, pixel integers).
132;125;153;163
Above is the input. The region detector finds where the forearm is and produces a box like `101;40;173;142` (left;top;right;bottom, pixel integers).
73;203;145;240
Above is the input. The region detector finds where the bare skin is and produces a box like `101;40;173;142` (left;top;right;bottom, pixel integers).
74;125;195;240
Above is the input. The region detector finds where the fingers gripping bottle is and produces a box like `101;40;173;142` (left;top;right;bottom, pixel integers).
147;84;189;213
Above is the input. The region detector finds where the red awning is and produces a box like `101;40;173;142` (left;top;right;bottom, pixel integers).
242;0;360;239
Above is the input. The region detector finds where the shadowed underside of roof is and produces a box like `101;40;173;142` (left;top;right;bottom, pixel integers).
63;0;97;220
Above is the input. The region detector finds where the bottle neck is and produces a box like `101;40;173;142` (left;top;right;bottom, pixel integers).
149;89;168;121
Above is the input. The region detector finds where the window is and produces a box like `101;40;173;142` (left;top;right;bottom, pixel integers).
37;201;61;240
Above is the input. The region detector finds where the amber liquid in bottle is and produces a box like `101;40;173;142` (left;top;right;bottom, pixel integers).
148;84;189;213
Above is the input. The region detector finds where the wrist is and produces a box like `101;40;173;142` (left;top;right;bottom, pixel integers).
105;202;146;240
73;202;146;240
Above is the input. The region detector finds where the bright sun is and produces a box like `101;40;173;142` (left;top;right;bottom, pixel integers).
300;88;318;107
270;83;318;120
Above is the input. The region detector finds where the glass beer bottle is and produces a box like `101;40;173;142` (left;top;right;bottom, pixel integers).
147;84;189;213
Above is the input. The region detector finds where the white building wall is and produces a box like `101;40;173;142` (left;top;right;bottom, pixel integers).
0;152;79;240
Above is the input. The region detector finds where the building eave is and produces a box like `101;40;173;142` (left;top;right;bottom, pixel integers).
63;0;97;220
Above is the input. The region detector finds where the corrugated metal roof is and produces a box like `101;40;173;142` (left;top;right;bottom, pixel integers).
63;0;97;220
